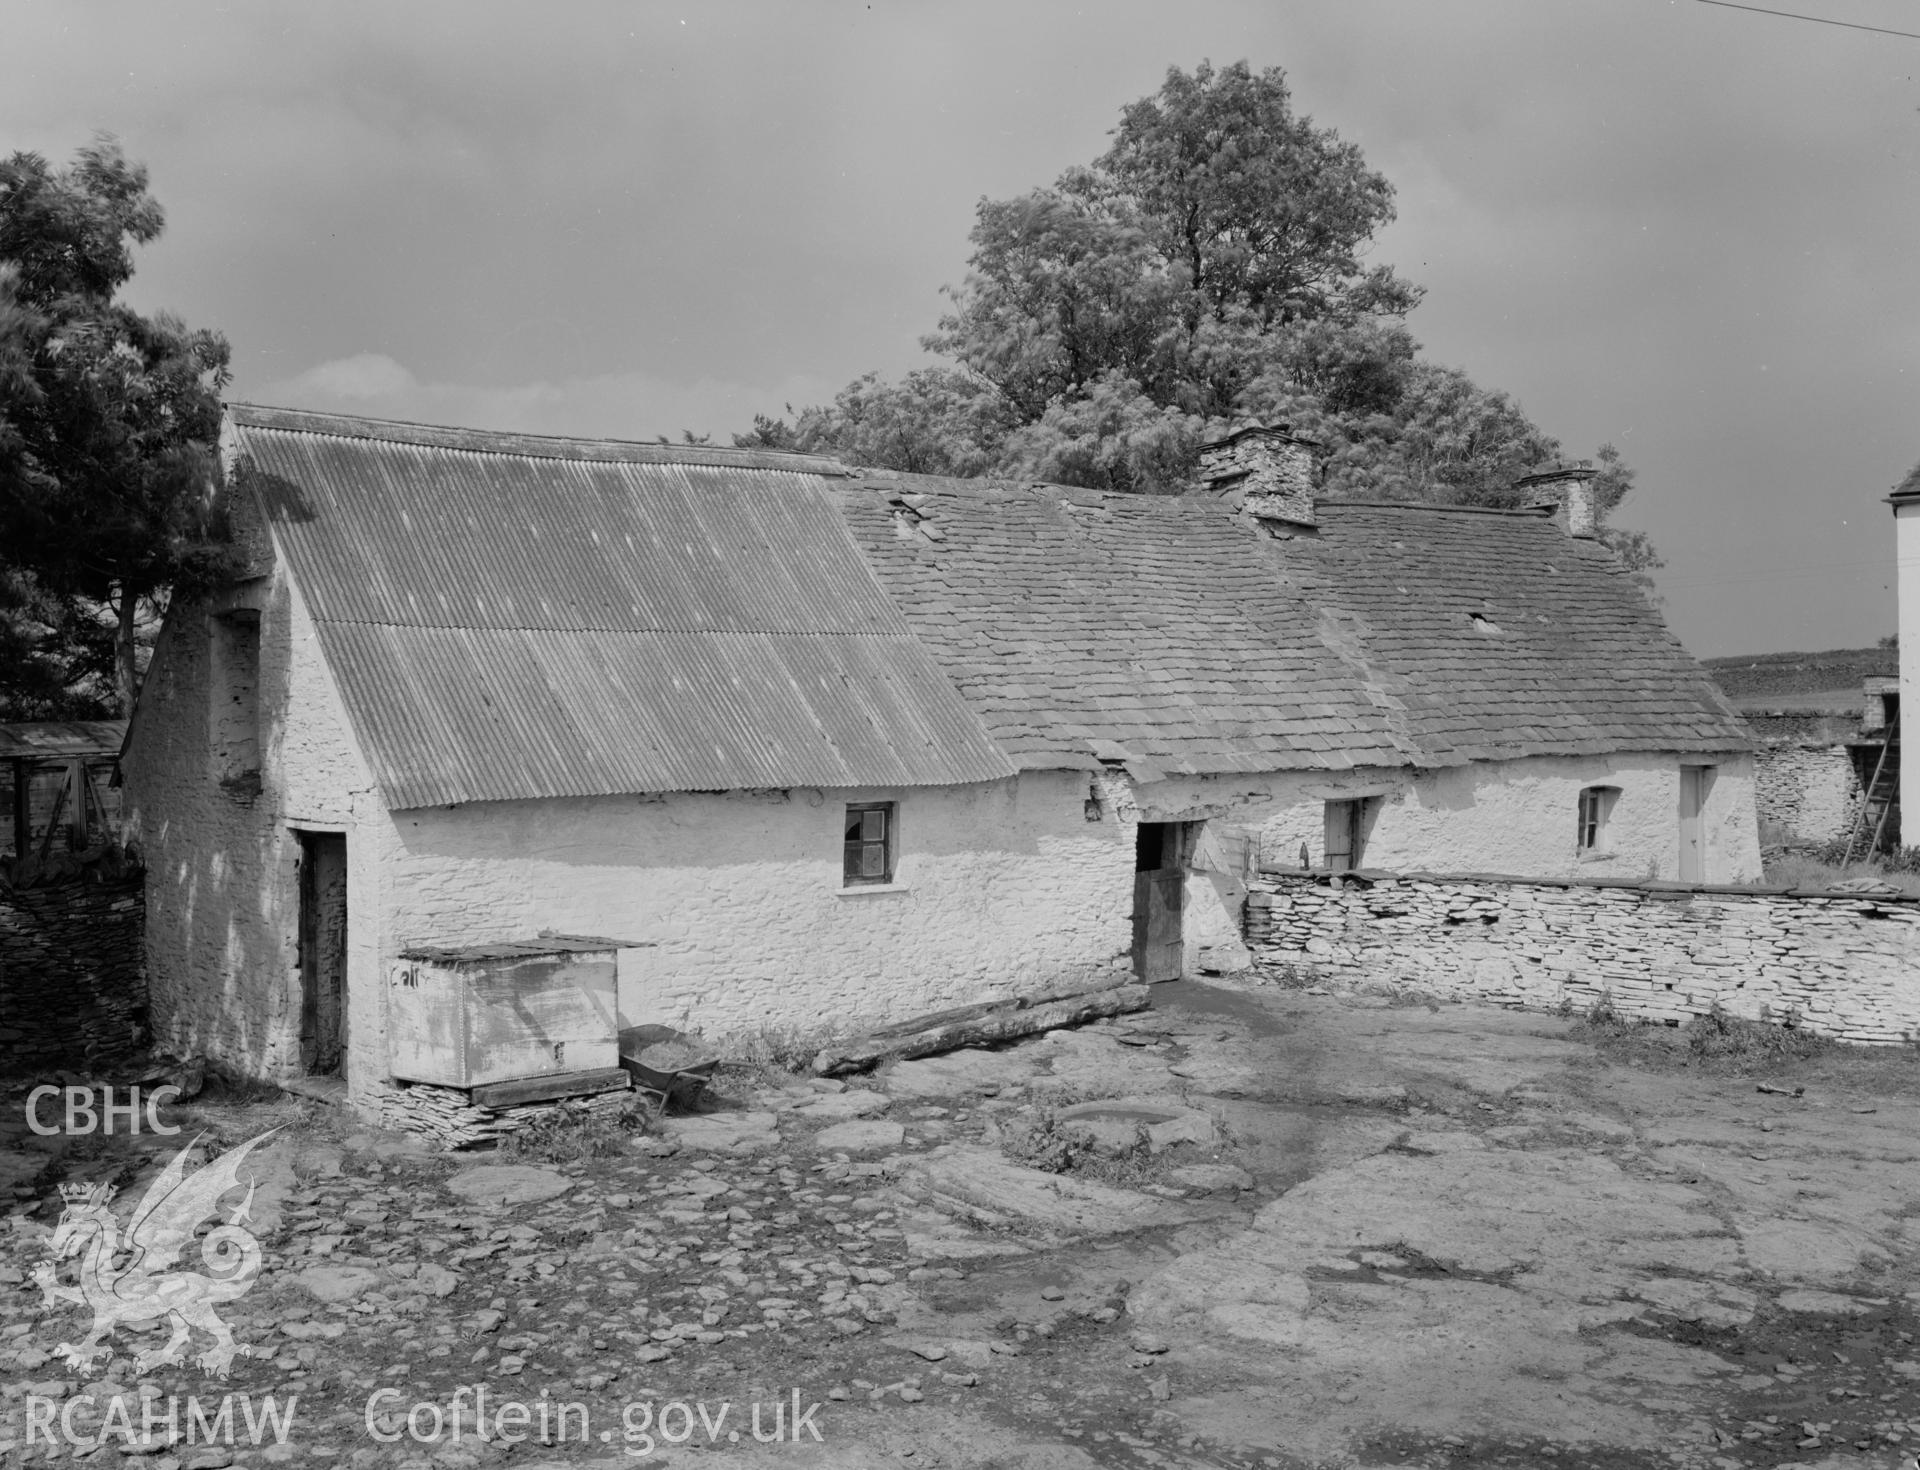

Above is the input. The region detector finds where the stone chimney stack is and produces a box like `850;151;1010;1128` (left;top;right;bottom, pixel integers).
1515;464;1599;539
1197;424;1318;528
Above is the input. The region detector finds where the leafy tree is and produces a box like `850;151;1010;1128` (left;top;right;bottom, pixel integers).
1588;444;1662;590
1097;61;1418;329
0;136;231;717
997;372;1202;494
739;368;1014;479
750;60;1656;556
0;568;116;718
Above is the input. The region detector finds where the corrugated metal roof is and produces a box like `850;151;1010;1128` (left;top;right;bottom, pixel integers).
231;403;856;475
228;405;1014;807
0;721;127;761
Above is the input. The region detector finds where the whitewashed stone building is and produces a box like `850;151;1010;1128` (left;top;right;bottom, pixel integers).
1889;462;1920;844
122;407;1759;1112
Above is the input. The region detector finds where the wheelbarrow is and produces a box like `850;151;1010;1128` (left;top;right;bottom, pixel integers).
618;1024;721;1108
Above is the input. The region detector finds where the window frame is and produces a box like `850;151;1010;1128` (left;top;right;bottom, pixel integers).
842;801;897;888
210;607;263;788
1577;784;1620;856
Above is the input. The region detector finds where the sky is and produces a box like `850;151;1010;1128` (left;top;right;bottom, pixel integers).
6;0;1917;659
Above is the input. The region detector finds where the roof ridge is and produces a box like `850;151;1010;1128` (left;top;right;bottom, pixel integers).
1321;499;1558;519
227;402;855;475
303;617;924;638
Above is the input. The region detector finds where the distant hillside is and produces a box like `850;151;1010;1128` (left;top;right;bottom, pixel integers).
1703;646;1895;710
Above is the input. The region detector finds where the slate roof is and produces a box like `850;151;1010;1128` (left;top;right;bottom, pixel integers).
837;479;1748;774
835;478;1416;774
1288;501;1752;764
225;406;1015;808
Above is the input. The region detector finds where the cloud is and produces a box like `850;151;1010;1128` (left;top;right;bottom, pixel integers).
255;353;835;444
283;353;420;400
13;0;1915;656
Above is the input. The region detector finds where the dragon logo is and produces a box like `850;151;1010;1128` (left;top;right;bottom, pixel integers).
33;1129;278;1377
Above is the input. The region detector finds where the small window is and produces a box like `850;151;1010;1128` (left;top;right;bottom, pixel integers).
211;609;262;786
1324;799;1371;872
843;802;895;886
1577;785;1619;854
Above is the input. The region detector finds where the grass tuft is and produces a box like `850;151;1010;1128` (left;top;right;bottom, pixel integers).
998;1105;1193;1188
1265;961;1324;991
1000;1107;1094;1175
716;1023;841;1077
496;1096;655;1163
1569;994;1920;1099
1684;1004;1833;1065
1762;842;1920;897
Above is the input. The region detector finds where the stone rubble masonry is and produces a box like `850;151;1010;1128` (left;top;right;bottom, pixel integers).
1243;868;1920;1045
1196;426;1317;527
0;865;145;1073
1514;465;1598;539
377;1078;633;1150
1752;743;1864;847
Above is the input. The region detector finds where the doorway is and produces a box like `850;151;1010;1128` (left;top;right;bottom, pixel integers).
1678;766;1714;883
1132;821;1192;983
1323;798;1372;872
297;832;348;1077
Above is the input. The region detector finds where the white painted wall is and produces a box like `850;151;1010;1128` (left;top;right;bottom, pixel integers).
1898;499;1920;845
129;559;1135;1114
373;772;1134;1047
126;553;1764;1120
123;565;384;1101
1133;752;1763;976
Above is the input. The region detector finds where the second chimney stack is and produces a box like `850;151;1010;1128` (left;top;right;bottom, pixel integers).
1516;464;1599;539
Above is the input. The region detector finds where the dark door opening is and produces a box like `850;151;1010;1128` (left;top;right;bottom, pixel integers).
297;832;348;1077
1132;821;1191;983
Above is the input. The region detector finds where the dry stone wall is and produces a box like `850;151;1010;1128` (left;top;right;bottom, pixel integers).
0;867;145;1073
1752;744;1862;847
1243;869;1920;1045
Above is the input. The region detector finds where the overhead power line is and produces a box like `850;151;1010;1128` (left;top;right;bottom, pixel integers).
1694;0;1920;42
1658;553;1893;592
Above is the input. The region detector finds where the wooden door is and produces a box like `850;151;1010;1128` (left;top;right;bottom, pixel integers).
1678;766;1711;883
298;832;349;1076
1324;800;1363;872
1132;821;1188;982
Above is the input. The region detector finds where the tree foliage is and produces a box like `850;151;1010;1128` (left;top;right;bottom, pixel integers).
743;368;1014;479
0;136;231;717
746;59;1658;578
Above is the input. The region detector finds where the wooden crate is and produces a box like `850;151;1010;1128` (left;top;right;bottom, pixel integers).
386;938;620;1087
